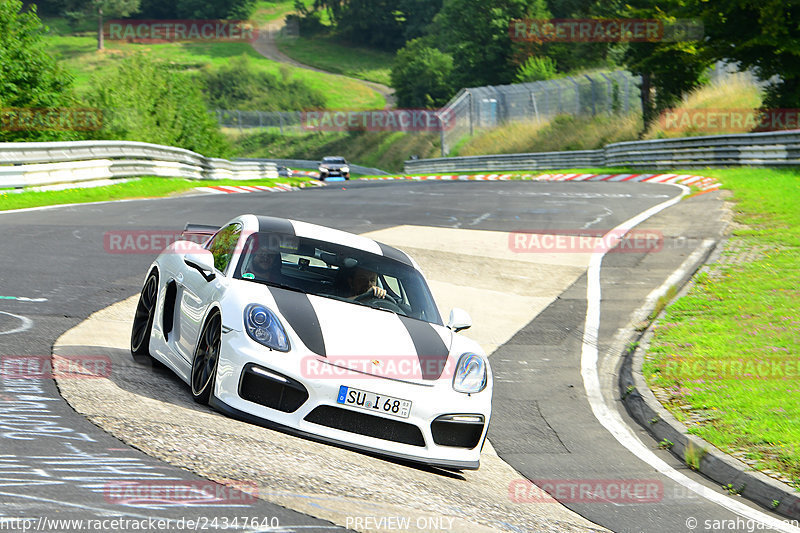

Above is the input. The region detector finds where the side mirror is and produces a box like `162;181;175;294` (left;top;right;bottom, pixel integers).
184;252;216;282
447;308;472;332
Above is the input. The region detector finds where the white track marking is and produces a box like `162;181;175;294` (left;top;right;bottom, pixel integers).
0;311;32;335
581;184;800;532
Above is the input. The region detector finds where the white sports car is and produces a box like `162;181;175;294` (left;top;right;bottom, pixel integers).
131;214;493;469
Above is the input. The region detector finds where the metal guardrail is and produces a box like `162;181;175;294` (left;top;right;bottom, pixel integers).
405;130;800;173
236;158;390;176
0;141;277;188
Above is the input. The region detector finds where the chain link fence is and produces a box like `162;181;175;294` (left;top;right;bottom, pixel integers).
215;70;642;155
215;110;306;134
435;70;642;155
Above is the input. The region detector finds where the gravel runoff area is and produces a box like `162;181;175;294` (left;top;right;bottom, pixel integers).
54;225;606;533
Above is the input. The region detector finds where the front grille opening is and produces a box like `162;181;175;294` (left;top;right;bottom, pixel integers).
239;364;308;413
304;405;425;447
431;414;484;448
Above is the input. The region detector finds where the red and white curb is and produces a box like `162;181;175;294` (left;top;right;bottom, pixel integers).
194;182;322;195
361;173;721;192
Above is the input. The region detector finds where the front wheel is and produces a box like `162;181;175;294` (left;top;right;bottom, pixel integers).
131;271;158;361
191;311;221;404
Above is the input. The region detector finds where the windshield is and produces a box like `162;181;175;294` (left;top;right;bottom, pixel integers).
233;232;442;325
322;157;346;164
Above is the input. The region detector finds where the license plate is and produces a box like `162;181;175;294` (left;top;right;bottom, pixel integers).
337;386;411;419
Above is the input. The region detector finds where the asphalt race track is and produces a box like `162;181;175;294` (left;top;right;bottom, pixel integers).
0;179;794;532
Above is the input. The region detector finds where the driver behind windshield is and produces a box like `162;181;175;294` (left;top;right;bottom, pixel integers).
243;246;281;281
345;267;386;300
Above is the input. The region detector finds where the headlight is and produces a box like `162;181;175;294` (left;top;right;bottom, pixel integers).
244;304;289;352
318;166;326;171
341;166;349;173
452;353;487;393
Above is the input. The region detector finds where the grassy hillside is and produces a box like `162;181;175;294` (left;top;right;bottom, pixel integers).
451;114;643;156
644;75;763;139
276;34;393;86
44;22;384;110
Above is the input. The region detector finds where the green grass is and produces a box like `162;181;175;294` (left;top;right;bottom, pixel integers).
47;32;385;110
0;176;316;211
451;114;644;157
643;167;800;485
276;34;393;86
250;0;308;25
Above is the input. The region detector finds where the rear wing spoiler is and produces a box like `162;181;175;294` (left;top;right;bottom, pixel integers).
180;223;220;246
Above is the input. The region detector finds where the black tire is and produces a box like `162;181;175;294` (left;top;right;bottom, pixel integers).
191;311;221;404
131;271;158;361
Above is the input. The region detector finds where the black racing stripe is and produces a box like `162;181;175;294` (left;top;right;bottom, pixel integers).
255;216;296;235
377;242;413;267
398;315;449;380
268;287;326;357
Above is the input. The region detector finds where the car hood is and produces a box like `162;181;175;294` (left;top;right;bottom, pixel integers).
265;286;455;381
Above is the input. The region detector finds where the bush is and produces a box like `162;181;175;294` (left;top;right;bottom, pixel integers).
391;39;455;109
199;56;326;112
515;56;557;83
83;54;230;157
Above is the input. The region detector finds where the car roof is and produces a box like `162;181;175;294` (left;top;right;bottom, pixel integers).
251;215;416;268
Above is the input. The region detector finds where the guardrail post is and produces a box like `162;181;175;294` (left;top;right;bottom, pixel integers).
567;77;580;115
439;113;446;157
584;74;597;116
468;90;474;137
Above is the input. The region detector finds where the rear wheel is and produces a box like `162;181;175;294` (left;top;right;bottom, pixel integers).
191;311;221;404
131;271;158;361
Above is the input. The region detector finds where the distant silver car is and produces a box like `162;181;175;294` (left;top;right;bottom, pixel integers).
277;166;294;178
319;156;350;180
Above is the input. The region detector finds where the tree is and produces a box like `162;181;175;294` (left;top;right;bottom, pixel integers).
84;54;230;157
431;0;548;88
65;0;140;50
0;0;78;141
397;0;443;43
691;0;800;107
391;38;454;108
336;0;404;50
133;0;256;20
619;1;711;126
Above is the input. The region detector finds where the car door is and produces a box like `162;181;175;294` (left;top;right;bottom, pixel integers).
173;222;241;362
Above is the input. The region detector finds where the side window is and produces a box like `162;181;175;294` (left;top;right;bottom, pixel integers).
206;223;242;273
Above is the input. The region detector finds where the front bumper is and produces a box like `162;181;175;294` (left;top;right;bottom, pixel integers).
213;331;492;469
